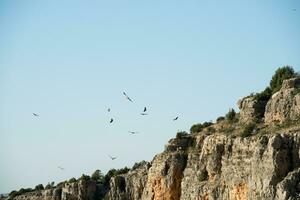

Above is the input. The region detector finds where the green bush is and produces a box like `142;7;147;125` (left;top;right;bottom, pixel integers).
254;87;272;102
56;181;66;188
9;191;17;198
68;177;77;183
226;108;236;122
116;167;130;175
216;116;225;122
79;174;91;181
103;167;130;187
241;123;256;138
9;188;34;198
176;131;188;138
19;188;33;194
202;121;213;128
270;66;296;94
45;183;52;190
132;161;147;170
190;122;213;133
34;184;44;191
190;124;203;133
207;126;216;133
91;169;104;182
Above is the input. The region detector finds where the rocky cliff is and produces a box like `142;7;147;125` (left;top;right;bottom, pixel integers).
108;131;300;200
6;76;300;200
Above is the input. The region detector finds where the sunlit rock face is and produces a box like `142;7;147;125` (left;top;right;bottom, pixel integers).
10;180;96;200
265;77;300;124
238;96;266;123
7;132;300;200
106;132;300;200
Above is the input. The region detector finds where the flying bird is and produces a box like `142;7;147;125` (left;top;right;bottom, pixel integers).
140;113;148;116
109;118;114;123
32;113;39;117
108;155;117;160
123;92;133;102
129;131;139;135
173;116;179;121
57;166;64;170
107;108;111;112
292;8;296;11
143;107;147;112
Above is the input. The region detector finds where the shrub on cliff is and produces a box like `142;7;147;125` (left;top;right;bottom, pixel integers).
91;169;104;182
254;87;272;102
79;174;91;181
216;116;225;122
270;66;296;94
45;183;52;190
103;167;130;187
207;126;216;133
241;123;256;138
226;108;237;122
68;178;77;183
132;160;147;170
34;184;44;191
190;124;203;133
9;191;17;198
9;188;34;198
176;131;188;138
190;122;213;133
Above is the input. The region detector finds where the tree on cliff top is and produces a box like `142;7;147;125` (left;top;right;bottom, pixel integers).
34;184;44;191
270;66;296;94
91;169;104;182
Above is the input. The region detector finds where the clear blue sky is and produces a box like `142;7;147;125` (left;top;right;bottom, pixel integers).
0;0;299;193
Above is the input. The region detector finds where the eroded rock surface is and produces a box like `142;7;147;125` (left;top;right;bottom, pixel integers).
264;77;300;124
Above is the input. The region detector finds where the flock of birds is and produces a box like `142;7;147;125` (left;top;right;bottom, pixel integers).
32;91;179;170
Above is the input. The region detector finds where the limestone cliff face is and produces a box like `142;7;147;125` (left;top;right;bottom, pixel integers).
9;180;97;200
107;132;300;200
10;132;300;200
265;77;300;124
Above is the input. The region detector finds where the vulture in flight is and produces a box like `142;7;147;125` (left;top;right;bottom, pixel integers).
108;155;117;160
123;92;133;102
129;131;139;135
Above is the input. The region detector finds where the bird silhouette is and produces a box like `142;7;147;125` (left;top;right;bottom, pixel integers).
140;113;148;115
123;92;133;102
292;8;296;11
32;113;39;117
108;108;111;112
108;155;117;160
173;116;179;121
110;118;114;123
143;107;147;112
129;131;139;135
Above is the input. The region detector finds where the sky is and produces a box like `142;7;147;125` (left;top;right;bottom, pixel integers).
0;0;300;193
